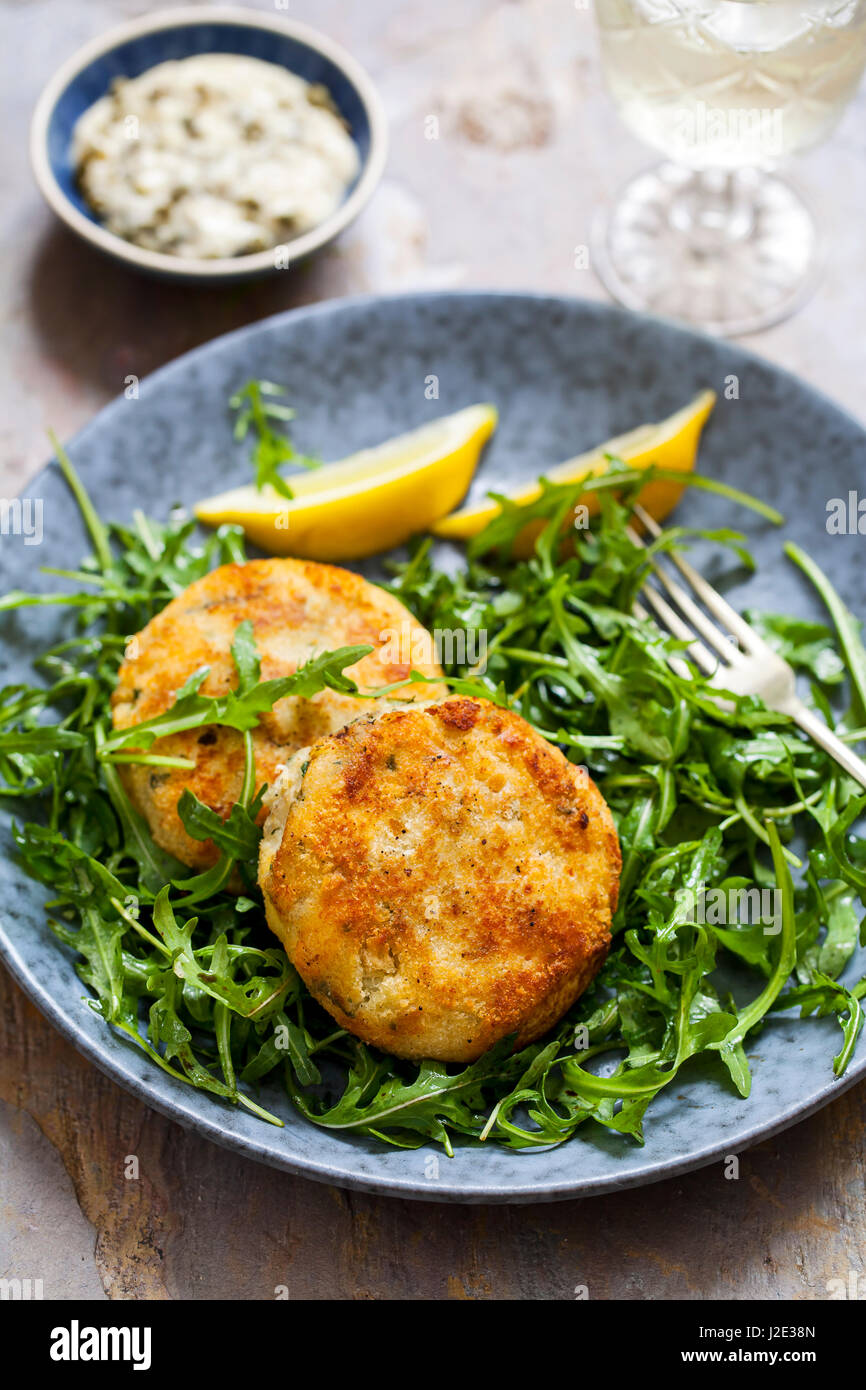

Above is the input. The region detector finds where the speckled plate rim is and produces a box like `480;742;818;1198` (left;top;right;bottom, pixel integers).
2;288;865;1204
29;5;389;281
2;895;864;1205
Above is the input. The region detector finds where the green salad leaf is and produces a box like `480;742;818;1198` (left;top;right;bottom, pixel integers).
99;631;371;757
230;381;321;499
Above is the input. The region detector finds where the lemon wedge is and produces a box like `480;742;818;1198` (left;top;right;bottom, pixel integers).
194;403;497;561
432;389;716;551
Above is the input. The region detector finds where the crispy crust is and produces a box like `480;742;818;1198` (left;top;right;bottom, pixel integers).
260;697;621;1062
111;558;446;869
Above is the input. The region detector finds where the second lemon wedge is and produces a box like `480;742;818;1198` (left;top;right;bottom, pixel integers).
195;403;497;561
432;389;716;550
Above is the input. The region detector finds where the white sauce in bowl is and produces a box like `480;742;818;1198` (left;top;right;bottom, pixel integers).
72;54;360;259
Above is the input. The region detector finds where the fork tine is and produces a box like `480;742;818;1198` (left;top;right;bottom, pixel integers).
631;512;866;791
628;523;744;665
632;503;769;656
633;597;695;681
633;574;718;675
648;553;745;664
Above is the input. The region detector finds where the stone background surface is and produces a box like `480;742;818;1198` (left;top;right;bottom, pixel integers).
1;0;865;1301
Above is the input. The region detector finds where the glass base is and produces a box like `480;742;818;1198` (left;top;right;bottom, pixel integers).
592;163;822;337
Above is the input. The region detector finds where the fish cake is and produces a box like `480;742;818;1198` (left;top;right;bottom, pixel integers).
111;558;446;869
259;696;621;1062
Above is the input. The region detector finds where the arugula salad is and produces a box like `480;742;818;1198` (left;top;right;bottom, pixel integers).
1;414;865;1155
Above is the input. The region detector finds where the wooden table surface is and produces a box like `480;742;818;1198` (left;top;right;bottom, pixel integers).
2;0;865;1302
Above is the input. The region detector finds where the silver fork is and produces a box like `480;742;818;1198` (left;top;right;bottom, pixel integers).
628;503;866;790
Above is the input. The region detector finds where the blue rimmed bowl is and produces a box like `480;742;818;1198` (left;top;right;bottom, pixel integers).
30;5;388;282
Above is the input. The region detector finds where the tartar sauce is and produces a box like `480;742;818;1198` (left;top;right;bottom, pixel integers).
72;54;360;259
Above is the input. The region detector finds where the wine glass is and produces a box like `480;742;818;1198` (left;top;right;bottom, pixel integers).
591;0;866;334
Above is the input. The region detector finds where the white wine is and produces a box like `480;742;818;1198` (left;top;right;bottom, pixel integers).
595;0;866;169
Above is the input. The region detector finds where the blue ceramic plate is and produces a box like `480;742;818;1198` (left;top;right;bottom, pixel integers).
30;6;387;282
2;292;865;1203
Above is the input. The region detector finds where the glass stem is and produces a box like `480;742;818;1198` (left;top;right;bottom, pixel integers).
669;169;756;249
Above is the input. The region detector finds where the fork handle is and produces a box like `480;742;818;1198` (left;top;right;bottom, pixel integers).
787;702;866;791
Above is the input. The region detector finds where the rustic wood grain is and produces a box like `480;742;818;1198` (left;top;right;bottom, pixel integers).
2;0;866;1302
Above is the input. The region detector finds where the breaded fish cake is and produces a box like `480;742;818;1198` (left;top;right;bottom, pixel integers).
259;697;621;1062
111;558;446;869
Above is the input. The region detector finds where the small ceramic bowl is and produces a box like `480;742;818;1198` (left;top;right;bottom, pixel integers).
30;5;388;282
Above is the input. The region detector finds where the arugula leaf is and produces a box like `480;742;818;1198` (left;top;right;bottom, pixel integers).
230;380;321;499
149;888;295;1021
95;725;188;894
99;640;372;755
0;727;86;752
230;618;261;694
177;789;263;862
786;541;866;722
288;1039;527;1155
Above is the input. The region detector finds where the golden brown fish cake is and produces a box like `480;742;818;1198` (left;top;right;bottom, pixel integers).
259;696;621;1062
111;558;446;869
